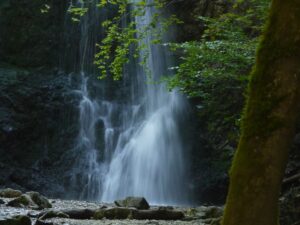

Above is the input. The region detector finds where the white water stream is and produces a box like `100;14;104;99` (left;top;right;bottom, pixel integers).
65;0;189;205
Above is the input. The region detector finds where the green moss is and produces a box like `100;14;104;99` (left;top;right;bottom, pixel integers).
222;0;300;224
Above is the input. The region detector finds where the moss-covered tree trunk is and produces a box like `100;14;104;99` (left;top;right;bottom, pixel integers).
222;1;300;225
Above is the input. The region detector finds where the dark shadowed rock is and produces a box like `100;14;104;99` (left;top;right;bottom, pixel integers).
0;199;5;204
62;209;95;219
35;220;54;225
132;208;185;220
26;191;52;209
0;215;31;225
0;188;22;198
203;206;223;218
114;196;150;210
94;207;184;220
103;207;135;219
38;210;69;220
38;208;100;220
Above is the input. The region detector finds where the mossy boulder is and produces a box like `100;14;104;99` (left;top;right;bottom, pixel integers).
26;191;52;209
0;215;31;225
7;194;38;209
0;188;22;198
114;196;150;210
38;210;69;220
204;206;223;218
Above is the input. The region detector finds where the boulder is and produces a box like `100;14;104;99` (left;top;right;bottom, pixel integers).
114;196;150;210
94;207;184;220
204;206;223;218
132;208;185;220
62;209;95;219
202;217;222;225
0;215;31;225
0;188;22;198
38;210;69;220
7;194;38;209
26;191;52;209
35;220;54;225
0;199;5;204
103;207;135;219
39;209;94;220
6;191;52;210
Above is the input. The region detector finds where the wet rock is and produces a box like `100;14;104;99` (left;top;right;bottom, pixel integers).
62;209;95;219
7;194;38;209
38;209;96;220
132;208;185;220
114;197;150;210
0;215;31;225
0;199;5;204
202;217;222;225
0;188;22;198
38;210;69;220
94;207;185;220
203;206;223;218
27;210;40;218
94;207;134;220
35;220;54;225
184;206;223;221
158;206;174;211
26;191;52;209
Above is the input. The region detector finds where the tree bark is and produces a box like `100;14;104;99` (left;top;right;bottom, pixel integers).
222;0;300;225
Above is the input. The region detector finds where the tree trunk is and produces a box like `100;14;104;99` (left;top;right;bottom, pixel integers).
222;1;300;225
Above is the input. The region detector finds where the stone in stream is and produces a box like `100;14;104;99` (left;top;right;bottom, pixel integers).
114;196;150;210
35;220;54;225
94;207;185;220
7;192;52;209
0;199;5;204
0;215;31;225
7;194;39;209
25;192;52;209
203;206;223;219
62;209;95;219
38;210;70;220
39;209;94;220
0;188;22;198
94;207;135;220
132;208;185;220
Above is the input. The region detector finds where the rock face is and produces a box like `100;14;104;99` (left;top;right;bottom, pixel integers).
0;65;80;197
114;197;150;210
0;0;67;68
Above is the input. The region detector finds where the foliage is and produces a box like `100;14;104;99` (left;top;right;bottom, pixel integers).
167;0;270;145
67;0;181;80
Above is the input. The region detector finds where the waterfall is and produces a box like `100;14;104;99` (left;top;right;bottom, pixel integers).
63;0;190;205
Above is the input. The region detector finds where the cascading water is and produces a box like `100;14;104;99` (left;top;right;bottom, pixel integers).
63;0;190;205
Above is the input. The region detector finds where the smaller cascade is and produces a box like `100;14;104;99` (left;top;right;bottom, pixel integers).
67;73;103;200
